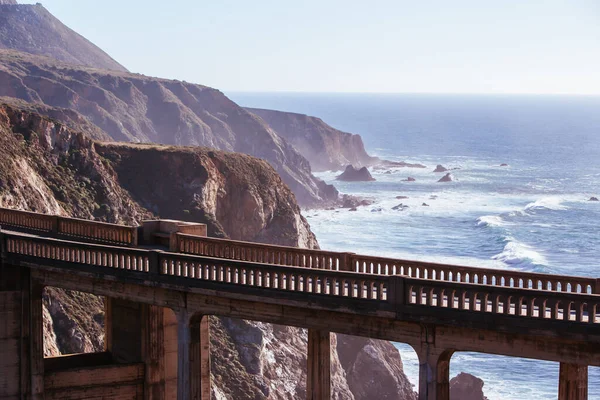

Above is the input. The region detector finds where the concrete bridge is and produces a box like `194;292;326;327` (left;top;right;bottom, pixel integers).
0;207;598;400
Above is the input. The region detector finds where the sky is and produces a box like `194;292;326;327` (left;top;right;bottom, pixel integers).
19;0;600;94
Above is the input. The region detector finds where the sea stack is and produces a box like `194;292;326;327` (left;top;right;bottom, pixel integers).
433;164;448;172
336;165;376;181
450;373;489;400
438;173;454;182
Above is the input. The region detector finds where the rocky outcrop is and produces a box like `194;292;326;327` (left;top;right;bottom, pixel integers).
0;104;414;400
0;50;337;206
433;164;448;172
337;165;375;182
403;177;416;182
341;194;372;209
589;197;599;202
0;104;149;221
247;107;378;172
450;373;488;400
0;2;127;71
96;143;318;248
438;173;454;182
337;335;416;399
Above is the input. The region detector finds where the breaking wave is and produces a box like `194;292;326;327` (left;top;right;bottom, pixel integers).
492;237;548;268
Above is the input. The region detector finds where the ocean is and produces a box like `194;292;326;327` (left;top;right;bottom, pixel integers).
228;92;600;400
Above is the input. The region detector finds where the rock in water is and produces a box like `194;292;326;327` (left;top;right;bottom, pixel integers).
438;173;454;182
403;177;416;182
450;373;489;400
500;163;509;167
589;197;599;202
336;165;376;181
433;164;448;172
396;195;409;199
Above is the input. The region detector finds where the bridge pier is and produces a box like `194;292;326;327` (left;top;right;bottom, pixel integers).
307;329;331;400
176;311;211;400
559;363;588;400
416;326;452;400
0;264;44;400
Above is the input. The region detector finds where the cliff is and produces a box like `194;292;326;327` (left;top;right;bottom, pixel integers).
0;2;127;71
0;104;415;399
248;107;379;172
0;50;337;206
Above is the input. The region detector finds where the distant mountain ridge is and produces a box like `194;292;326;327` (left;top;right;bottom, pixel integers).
0;50;337;206
248;107;379;171
0;2;127;71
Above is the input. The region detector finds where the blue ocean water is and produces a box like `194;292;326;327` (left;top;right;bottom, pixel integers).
228;92;600;400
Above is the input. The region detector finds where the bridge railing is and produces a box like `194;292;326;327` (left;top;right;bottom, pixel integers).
4;232;149;272
0;208;56;233
0;208;137;246
3;231;599;325
405;277;599;324
2;206;598;296
175;234;353;271
174;233;600;295
350;254;599;295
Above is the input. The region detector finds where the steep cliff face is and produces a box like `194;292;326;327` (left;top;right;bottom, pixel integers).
0;50;337;206
0;103;148;221
95;143;318;248
0;2;127;71
248;108;379;172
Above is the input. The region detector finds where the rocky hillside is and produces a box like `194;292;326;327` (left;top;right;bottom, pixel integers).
0;2;127;71
0;104;416;399
248;107;379;172
0;50;337;206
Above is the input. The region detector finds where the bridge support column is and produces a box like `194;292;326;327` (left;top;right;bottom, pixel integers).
416;326;452;400
176;311;211;400
0;264;44;399
559;363;588;400
307;329;331;400
417;350;451;400
190;315;211;400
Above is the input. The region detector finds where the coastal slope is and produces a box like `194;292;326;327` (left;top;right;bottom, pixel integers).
248;107;379;171
0;50;337;206
0;2;127;71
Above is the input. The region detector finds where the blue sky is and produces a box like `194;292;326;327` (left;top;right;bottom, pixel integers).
20;0;600;94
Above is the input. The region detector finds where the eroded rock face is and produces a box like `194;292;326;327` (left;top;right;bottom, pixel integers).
450;373;489;400
248;108;378;172
337;165;376;182
337;335;416;400
0;50;336;206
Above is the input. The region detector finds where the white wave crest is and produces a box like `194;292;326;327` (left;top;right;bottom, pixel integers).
524;197;568;212
492;238;547;267
476;215;506;227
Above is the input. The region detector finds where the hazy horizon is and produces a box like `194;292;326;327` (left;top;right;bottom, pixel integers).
17;0;600;95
